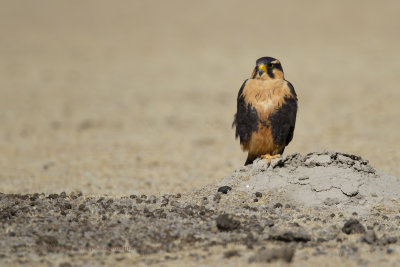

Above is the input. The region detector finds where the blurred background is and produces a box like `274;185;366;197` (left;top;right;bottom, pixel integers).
0;0;399;195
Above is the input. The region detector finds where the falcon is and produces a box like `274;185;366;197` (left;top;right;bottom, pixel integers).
233;57;298;165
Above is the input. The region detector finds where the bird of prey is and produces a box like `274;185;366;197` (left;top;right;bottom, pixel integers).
233;57;298;165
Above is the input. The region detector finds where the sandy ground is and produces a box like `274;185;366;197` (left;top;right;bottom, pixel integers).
1;152;400;266
0;0;400;266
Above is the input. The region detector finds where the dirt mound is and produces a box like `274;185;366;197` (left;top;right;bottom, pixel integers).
219;152;400;216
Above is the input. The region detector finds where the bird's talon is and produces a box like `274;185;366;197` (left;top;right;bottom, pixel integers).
261;153;281;163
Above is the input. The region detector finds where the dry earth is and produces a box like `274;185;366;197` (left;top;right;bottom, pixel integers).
1;152;400;266
0;0;400;266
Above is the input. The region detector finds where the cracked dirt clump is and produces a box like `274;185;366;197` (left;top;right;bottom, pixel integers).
219;151;400;216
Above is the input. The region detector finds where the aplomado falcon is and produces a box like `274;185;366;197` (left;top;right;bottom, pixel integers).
233;57;298;165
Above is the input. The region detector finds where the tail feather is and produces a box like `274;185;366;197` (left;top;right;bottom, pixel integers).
245;153;258;166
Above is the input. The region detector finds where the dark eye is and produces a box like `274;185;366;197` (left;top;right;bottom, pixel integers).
267;63;273;68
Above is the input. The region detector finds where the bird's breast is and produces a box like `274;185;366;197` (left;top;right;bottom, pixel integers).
256;99;275;113
242;79;291;122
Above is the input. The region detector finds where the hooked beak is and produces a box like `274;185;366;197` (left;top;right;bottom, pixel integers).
258;64;267;76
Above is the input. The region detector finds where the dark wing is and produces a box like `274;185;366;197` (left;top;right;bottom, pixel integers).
268;81;298;147
232;79;259;145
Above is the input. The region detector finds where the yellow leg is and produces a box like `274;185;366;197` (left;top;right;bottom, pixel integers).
261;153;281;163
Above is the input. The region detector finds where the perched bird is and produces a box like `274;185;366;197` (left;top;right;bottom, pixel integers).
233;57;298;165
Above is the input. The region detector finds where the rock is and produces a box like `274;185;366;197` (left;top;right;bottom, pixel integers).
249;247;295;263
342;219;366;234
48;194;59;199
148;195;157;203
216;214;240;231
36;235;58;246
223;250;241;258
362;230;377;244
170;200;180;207
270;229;311;242
62;203;72;210
262;219;275;228
378;235;398;246
217;186;232;194
213;193;221;202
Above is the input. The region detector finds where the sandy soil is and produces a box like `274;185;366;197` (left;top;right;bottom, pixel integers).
1;152;400;266
0;0;400;266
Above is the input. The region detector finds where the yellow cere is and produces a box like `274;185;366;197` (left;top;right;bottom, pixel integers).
258;64;267;72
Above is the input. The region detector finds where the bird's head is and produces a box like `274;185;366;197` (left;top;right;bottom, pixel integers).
251;57;284;80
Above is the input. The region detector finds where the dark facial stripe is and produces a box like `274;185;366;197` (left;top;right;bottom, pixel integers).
267;68;274;79
251;67;257;79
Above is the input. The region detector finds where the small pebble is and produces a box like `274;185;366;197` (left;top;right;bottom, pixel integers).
249;247;295;263
224;250;240;258
217;186;232;194
216;214;240;231
213;194;222;202
48;194;59;200
362;230;377;244
342;219;366;235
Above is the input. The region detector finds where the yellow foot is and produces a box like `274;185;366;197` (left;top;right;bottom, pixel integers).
261;153;281;163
